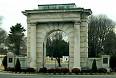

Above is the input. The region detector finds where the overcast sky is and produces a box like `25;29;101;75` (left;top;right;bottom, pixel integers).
0;0;116;33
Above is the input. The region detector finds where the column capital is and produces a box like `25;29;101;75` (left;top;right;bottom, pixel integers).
74;21;81;25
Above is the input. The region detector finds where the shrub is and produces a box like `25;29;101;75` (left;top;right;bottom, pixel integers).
47;68;55;73
2;56;7;71
27;68;36;73
47;68;70;73
6;67;15;72
39;67;47;73
21;68;27;73
81;67;91;73
97;68;107;73
92;59;97;73
15;58;21;72
61;68;69;74
72;68;80;74
54;68;61;73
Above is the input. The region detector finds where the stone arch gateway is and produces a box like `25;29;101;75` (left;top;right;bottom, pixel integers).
22;3;92;71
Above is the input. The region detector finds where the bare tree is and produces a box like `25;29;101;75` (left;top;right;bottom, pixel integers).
0;16;8;54
88;15;116;57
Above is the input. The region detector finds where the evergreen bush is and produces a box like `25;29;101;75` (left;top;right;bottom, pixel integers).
15;58;21;72
2;56;7;71
92;59;97;73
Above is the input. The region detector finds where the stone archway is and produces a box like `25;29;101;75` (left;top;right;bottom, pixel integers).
36;22;78;70
23;3;92;71
43;29;69;68
41;22;73;68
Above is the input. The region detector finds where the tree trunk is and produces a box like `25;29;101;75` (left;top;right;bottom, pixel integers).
56;57;61;67
15;37;21;55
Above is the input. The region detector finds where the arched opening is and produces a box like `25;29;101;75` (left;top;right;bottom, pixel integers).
45;30;69;68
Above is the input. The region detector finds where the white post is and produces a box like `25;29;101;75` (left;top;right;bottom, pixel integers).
73;22;81;69
30;23;36;69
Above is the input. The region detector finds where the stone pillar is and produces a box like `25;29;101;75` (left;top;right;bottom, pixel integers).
73;22;81;69
30;23;36;69
80;17;88;68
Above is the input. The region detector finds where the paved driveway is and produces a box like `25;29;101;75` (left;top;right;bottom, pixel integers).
0;73;116;78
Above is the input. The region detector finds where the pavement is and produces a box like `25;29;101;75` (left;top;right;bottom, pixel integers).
0;74;116;78
0;71;116;78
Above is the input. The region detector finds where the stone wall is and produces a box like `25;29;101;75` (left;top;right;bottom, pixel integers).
87;55;110;69
15;56;27;69
7;52;27;69
87;58;102;69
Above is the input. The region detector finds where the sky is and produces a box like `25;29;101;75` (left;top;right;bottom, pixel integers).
0;0;116;34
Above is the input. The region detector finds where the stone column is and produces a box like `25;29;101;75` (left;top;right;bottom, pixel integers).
30;23;36;69
73;22;81;69
80;17;88;68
